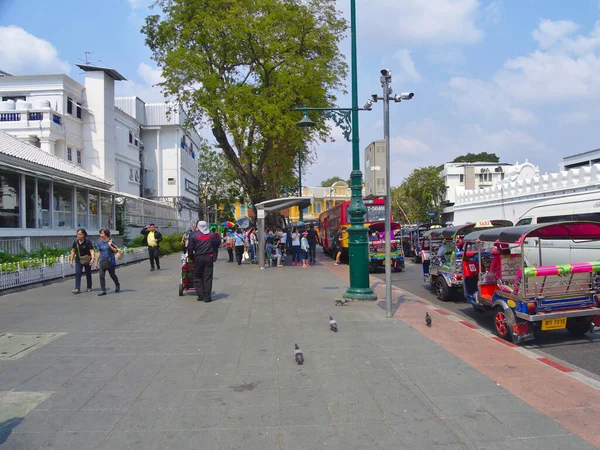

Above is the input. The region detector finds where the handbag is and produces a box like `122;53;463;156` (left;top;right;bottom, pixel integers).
111;242;124;261
77;242;92;265
243;250;250;261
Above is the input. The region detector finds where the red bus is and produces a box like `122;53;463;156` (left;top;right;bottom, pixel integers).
319;198;391;259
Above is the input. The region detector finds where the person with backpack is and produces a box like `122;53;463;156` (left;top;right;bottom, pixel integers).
188;220;219;303
210;226;221;260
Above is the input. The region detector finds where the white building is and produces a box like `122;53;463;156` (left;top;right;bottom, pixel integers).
0;64;201;229
452;160;600;224
560;148;600;171
441;161;513;222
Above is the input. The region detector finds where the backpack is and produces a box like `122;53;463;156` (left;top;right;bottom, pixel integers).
214;232;221;246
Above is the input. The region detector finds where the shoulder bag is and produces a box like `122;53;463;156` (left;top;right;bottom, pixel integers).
77;242;92;265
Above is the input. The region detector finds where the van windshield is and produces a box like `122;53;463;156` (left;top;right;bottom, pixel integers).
516;218;532;226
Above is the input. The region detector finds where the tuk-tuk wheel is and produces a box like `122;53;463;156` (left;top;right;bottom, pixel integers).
178;284;184;297
435;278;451;301
566;317;593;336
494;306;515;342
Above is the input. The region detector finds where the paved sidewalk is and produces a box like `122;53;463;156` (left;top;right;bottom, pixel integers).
0;254;595;449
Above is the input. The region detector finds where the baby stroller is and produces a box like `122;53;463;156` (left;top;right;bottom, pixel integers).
178;254;195;296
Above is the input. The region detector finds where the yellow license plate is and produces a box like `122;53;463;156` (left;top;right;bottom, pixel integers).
541;317;567;331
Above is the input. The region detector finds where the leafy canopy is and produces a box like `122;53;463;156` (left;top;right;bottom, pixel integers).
142;0;348;210
320;176;349;187
451;152;499;163
391;166;446;224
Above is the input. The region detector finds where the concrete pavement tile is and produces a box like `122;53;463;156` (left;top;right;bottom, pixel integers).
181;390;230;408
114;407;177;431
162;354;203;371
472;439;537;450
278;387;326;405
493;412;571;438
199;354;239;373
402;367;444;384
279;425;339;450
322;385;375;404
219;428;280;450
0;432;52;450
39;431;107;449
226;405;279;429
279;402;331;426
471;393;538;415
12;409;76;433
190;372;235;390
153;369;197;385
82;390;139;411
230;387;278;407
135;387;188;410
391;417;461;448
61;409;126;432
277;370;322;389
328;400;385;424
430;396;486;417
336;423;400;450
98;431;165;450
444;413;517;443
170;407;228;430
519;435;597;450
159;430;222;450
233;372;277;390
376;396;437;422
414;380;467;398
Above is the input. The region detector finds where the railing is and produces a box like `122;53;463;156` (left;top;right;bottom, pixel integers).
0;113;21;122
0;247;148;291
28;112;43;121
52;114;61;125
0;239;23;254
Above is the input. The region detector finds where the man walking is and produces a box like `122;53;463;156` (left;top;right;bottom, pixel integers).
141;223;163;271
188;221;218;303
307;224;319;263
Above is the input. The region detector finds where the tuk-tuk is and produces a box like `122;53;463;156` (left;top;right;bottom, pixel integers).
423;220;513;301
411;224;442;263
462;221;600;343
368;222;405;272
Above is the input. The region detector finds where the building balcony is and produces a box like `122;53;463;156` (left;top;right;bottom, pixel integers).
0;109;64;136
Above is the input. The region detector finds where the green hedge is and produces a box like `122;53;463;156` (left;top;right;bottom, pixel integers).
130;232;184;256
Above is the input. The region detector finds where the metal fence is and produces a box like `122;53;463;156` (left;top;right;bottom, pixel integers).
0;248;149;291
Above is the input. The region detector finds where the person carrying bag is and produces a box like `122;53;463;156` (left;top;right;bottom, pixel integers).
69;228;94;294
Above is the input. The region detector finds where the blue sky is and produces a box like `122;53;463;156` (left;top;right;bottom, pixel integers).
1;0;600;186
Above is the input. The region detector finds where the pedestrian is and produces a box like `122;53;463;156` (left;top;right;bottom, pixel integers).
306;223;318;263
94;228;120;296
290;226;301;266
210;227;221;261
279;228;287;257
232;227;246;265
225;231;235;262
141;223;163;271
69;228;94;294
249;228;258;264
181;222;195;253
301;231;310;267
188;220;219;303
335;227;347;266
266;237;283;267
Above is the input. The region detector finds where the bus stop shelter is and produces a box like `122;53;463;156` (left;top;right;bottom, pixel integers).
255;197;313;268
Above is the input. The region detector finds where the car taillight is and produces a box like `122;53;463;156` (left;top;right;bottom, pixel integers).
527;302;536;313
513;322;531;336
454;274;462;280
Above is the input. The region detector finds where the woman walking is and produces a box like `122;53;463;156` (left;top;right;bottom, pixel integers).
95;228;120;296
225;231;235;263
290;226;301;266
69;228;94;294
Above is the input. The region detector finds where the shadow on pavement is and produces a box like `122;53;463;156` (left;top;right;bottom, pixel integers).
0;418;23;445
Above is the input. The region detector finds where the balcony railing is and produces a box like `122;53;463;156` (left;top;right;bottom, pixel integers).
0;112;21;122
28;112;43;121
0;110;62;127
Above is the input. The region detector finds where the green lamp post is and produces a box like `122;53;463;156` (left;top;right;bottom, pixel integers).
295;0;376;301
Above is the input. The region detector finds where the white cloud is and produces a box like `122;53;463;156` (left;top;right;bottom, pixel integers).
116;62;169;103
557;111;591;126
137;62;163;86
390;135;430;155
392;50;422;83
0;26;70;75
532;19;579;49
354;0;483;46
482;0;503;24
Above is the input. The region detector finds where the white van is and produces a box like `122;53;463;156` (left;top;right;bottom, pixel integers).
516;192;600;266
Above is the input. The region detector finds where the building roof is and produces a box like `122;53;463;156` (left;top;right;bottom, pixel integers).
76;64;127;81
562;148;600;161
0;131;112;187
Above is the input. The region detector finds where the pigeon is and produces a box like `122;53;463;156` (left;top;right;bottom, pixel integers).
329;316;338;333
335;299;348;306
294;344;304;365
425;312;432;327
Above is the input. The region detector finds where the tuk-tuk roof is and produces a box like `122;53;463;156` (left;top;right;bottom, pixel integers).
432;220;512;239
467;221;600;244
368;222;401;232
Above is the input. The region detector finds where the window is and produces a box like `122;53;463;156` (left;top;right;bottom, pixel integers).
515;218;532;226
76;150;82;165
2;96;26;102
479;169;491;183
76;102;82;119
53;183;73;228
129;169;134;180
67;147;72;162
101;194;112;229
167;177;175;185
459;174;464;183
240;205;246;215
89;192;98;230
134;138;138;147
76;190;87;228
315;203;322;214
0;171;20;228
134;170;139;182
67;97;73;115
129;131;133;144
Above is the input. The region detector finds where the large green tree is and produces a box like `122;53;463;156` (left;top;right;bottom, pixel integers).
320;176;347;187
142;0;348;213
391;166;446;224
451;152;499;163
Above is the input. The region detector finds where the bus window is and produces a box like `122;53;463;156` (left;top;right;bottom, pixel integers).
515;217;533;226
572;212;600;222
537;214;573;224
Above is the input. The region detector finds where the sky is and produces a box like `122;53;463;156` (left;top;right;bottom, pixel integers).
1;0;600;187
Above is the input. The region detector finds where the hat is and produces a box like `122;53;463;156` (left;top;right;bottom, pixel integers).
302;231;308;236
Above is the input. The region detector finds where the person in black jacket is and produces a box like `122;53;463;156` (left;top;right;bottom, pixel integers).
187;220;219;303
140;223;163;271
306;224;319;263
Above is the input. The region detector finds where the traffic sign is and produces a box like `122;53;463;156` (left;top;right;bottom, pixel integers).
427;212;436;217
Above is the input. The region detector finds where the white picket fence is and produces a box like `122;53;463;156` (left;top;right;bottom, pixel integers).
0;248;149;291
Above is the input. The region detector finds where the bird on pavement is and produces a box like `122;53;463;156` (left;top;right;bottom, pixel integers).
329;316;338;333
294;344;304;365
425;312;432;327
335;299;348;306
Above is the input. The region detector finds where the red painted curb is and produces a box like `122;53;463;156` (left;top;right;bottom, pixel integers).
491;336;518;347
434;309;451;316
538;357;575;373
459;320;479;330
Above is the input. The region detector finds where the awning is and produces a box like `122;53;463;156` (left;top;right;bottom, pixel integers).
255;196;313;213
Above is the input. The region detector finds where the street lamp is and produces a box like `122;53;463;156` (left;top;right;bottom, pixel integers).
295;0;376;301
371;69;414;317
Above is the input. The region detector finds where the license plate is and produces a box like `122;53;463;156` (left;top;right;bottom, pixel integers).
541;317;567;331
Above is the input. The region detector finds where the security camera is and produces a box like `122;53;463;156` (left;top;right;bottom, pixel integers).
380;69;391;78
362;98;373;110
400;92;414;100
371;94;378;102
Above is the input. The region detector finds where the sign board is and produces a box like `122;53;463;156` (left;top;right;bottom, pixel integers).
475;220;493;228
427;212;436;217
257;209;265;219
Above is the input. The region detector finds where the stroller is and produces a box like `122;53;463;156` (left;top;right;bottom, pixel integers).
178;254;195;296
